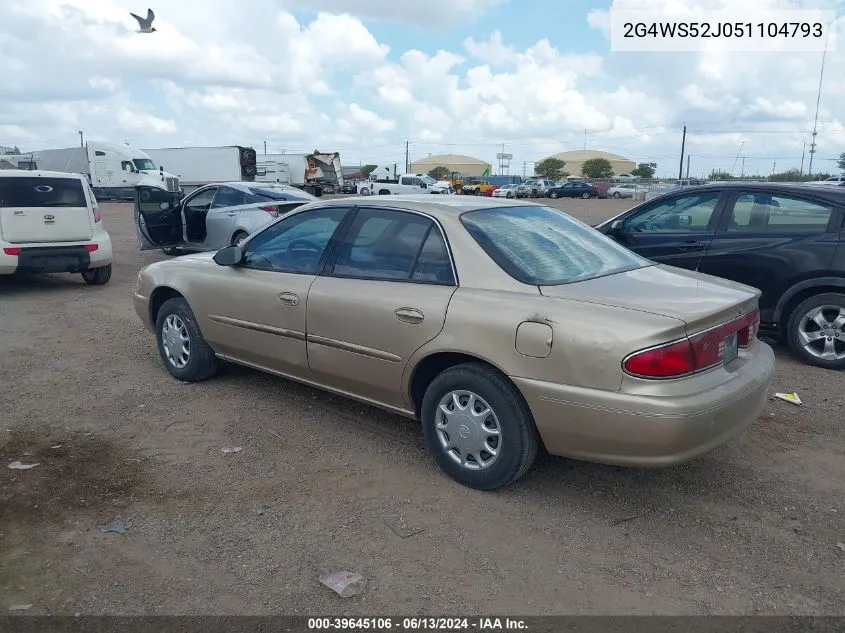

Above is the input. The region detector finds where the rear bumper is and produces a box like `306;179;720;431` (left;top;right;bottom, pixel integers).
0;233;112;275
512;342;775;468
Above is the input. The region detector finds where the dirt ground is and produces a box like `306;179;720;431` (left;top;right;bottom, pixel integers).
1;197;843;616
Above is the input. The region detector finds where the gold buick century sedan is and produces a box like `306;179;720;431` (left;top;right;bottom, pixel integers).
134;195;775;490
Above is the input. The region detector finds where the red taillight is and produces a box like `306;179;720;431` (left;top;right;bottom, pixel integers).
85;244;98;252
3;247;22;256
623;339;695;378
624;309;759;379
92;205;101;222
260;205;279;217
737;309;760;347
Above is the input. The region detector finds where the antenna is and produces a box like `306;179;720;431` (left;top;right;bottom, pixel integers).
807;27;830;176
730;142;745;177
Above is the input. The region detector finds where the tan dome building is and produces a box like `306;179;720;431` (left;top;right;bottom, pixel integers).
410;154;492;178
539;150;636;177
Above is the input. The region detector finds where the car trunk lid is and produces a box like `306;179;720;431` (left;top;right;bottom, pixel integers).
539;264;759;336
0;176;93;243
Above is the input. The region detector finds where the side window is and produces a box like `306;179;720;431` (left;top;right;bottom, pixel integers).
121;161;133;172
728;193;833;233
412;227;455;284
211;187;246;208
184;188;217;211
625;191;721;232
95;151;106;157
330;208;433;280
241;207;349;273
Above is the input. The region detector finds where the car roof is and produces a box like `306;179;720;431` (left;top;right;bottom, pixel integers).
0;169;86;180
675;181;845;201
310;194;546;220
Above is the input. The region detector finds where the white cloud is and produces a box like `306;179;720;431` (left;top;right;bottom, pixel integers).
1;0;844;178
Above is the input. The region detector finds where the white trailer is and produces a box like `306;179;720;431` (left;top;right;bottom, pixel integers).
5;142;180;198
254;151;343;197
141;146;258;195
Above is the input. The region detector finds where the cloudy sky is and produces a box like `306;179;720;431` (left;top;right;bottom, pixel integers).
2;0;844;178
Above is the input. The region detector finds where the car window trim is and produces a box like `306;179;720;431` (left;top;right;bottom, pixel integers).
716;188;841;234
320;205;458;286
184;186;217;210
238;205;356;275
621;188;728;234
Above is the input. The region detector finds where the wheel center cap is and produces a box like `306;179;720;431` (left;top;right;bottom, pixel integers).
450;413;479;449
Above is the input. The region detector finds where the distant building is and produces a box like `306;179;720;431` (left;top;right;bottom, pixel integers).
410;154;492;178
539;150;636;177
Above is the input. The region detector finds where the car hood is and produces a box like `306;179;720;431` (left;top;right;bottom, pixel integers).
540;264;760;335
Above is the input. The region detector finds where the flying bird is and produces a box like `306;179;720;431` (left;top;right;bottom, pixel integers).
130;8;156;33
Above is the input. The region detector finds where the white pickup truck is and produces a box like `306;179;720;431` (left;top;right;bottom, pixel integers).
357;167;452;196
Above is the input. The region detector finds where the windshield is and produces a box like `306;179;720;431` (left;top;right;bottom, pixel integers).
133;158;156;171
461;205;650;286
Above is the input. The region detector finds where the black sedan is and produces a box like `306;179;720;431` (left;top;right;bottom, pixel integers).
547;182;600;199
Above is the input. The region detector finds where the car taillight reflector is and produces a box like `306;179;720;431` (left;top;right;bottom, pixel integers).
3;247;22;256
624;309;759;379
260;205;279;217
93;206;101;222
737;309;760;347
623;339;695;378
85;244;98;252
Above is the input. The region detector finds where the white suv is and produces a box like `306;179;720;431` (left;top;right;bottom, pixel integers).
0;170;113;284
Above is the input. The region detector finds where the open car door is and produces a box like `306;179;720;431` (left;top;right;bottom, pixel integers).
134;186;184;251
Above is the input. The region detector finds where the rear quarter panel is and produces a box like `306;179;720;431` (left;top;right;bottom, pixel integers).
403;287;689;406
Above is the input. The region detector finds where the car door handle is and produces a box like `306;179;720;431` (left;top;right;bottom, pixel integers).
395;308;424;324
678;240;705;250
226;212;238;216
278;292;299;306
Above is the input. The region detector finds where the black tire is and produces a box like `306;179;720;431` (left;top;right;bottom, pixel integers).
155;297;219;382
506;192;513;198
531;190;538;198
378;189;391;195
360;188;371;196
613;192;621;198
231;230;249;247
549;191;559;199
81;264;111;285
786;293;845;370
421;363;540;490
581;191;591;199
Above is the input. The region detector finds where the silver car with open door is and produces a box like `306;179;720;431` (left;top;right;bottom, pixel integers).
134;182;317;253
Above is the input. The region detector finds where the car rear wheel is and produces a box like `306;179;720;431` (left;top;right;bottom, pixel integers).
81;263;111;285
231;230;249;247
581;191;591;199
786;293;845;369
421;363;540;490
549;191;559;199
506;191;513;198
155;297;219;382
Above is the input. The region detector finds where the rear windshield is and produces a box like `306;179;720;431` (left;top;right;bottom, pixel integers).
461;205;651;285
0;177;87;208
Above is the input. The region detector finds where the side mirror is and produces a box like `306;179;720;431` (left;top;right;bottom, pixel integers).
159;202;171;211
213;244;243;266
609;219;624;237
421;183;427;189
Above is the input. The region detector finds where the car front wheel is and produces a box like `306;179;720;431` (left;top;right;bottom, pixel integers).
549;191;559;199
155;297;219;381
421;363;540;490
786;293;845;369
613;192;621;198
581;191;591;199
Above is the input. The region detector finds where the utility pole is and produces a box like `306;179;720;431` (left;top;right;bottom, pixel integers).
263;141;267;155
808;27;829;176
522;161;527;178
78;130;84;147
685;155;691;179
678;125;686;180
800;141;806;176
741;156;745;178
583;129;587;150
772;161;776;177
404;140;410;173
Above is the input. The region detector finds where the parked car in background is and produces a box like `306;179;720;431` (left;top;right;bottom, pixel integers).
340;181;357;194
0;170;113;284
609;184;648;199
547;182;600;199
516;179;556;198
134;196;772;490
807;174;845;187
133;181;317;253
614;174;638;182
595;182;845;369
492;184;518;198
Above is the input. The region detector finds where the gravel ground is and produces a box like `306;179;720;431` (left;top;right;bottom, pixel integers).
1;197;843;616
